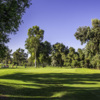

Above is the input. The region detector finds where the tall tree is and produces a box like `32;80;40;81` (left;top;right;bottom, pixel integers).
74;19;100;68
0;0;31;57
25;26;44;67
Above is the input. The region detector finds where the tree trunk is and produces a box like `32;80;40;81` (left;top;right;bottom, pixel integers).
35;50;37;68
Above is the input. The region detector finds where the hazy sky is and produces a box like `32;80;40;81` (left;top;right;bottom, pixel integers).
7;0;100;52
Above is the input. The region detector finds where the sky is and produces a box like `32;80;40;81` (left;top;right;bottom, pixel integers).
7;0;100;53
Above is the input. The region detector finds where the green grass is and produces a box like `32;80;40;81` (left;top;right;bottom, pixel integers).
0;67;100;100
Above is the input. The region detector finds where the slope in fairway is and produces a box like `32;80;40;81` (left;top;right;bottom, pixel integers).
0;67;100;100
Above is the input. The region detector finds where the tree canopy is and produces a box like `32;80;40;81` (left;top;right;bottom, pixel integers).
25;26;44;67
74;19;100;55
0;0;31;57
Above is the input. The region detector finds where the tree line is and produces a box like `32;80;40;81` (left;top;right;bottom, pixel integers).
24;19;100;69
0;19;100;69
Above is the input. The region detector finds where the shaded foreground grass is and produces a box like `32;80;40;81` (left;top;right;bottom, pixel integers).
0;67;100;100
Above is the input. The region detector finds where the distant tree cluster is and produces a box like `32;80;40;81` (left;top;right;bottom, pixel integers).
13;48;28;66
0;48;28;66
24;19;100;68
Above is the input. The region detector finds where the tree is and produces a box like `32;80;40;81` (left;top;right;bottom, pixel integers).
27;56;34;66
4;48;12;64
51;43;68;67
37;41;51;67
77;48;85;68
0;33;9;58
65;47;75;67
74;19;100;55
0;0;31;57
13;48;28;66
75;19;100;68
0;0;31;33
74;26;90;45
65;47;79;68
0;47;12;64
51;56;58;67
25;26;44;67
91;54;100;69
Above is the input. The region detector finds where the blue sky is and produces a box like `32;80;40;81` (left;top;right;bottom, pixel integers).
7;0;100;53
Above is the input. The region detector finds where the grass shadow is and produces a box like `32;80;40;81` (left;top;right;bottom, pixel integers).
0;72;100;100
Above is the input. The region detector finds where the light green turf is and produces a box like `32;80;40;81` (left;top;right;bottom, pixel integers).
0;67;100;100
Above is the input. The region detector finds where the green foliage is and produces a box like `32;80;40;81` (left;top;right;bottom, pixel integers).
75;19;100;69
71;60;79;68
27;56;34;66
0;0;31;58
0;44;8;58
75;19;100;55
25;26;44;67
0;47;12;64
51;56;58;66
38;41;51;67
51;43;68;66
13;48;28;66
77;48;85;68
64;47;79;67
4;48;12;64
84;58;90;68
74;26;91;45
91;54;100;69
0;0;31;34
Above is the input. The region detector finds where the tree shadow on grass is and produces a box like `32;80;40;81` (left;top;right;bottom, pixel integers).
0;72;100;100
